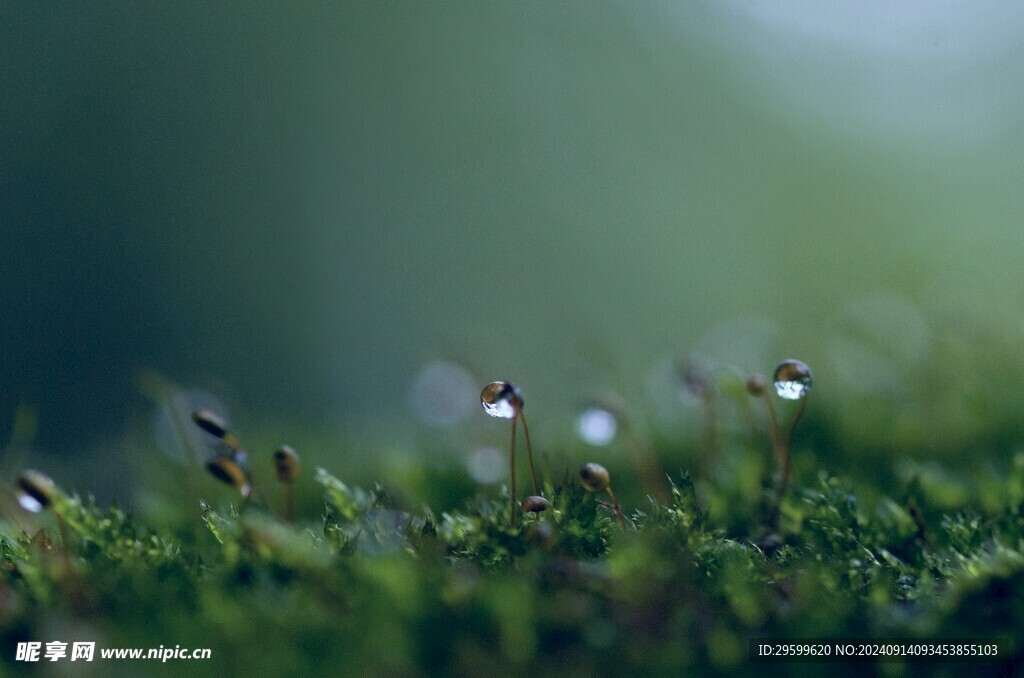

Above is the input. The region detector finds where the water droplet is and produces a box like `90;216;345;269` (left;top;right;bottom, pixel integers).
480;381;523;419
773;360;812;400
15;470;55;513
576;407;618;446
17;492;44;514
466;446;505;485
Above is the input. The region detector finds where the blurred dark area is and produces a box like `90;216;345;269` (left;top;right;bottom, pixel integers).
3;2;1024;469
2;3;351;448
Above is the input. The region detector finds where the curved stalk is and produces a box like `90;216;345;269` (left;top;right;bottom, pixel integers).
780;396;809;492
509;418;517;527
605;486;626;529
518;410;538;496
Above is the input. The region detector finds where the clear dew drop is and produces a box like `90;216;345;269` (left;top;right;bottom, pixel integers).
17;491;44;513
16;471;55;513
576;407;618;446
480;381;522;420
773;359;812;400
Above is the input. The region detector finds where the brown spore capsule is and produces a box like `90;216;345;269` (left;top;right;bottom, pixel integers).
272;445;300;483
520;495;550;514
192;409;230;438
579;462;610;493
745;375;767;397
207;455;251;497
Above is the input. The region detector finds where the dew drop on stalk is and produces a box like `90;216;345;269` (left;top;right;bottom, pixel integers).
17;492;44;514
480;381;523;419
15;470;55;514
576;407;618;446
773;359;812;400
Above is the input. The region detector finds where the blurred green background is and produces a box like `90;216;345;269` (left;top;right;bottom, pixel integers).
3;2;1024;498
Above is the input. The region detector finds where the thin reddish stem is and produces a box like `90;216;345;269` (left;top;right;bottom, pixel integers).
518;410;539;496
606;486;626;529
509;418;517;527
781;396;809;493
761;394;786;486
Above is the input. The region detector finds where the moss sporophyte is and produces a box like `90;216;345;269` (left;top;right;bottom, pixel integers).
747;360;812;501
190;410;303;523
576;398;668;503
15;470;70;562
579;462;626;528
15;470;56;514
10;355;1024;675
193;411;253;499
520;495;550;514
481;381;540;526
272;445;301;523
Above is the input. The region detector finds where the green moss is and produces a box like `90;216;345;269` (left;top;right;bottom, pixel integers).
2;423;1023;675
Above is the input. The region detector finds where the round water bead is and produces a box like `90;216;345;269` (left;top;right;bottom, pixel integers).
17;493;44;514
480;381;523;419
579;462;610;492
16;470;56;513
773;360;813;400
576;406;618;446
